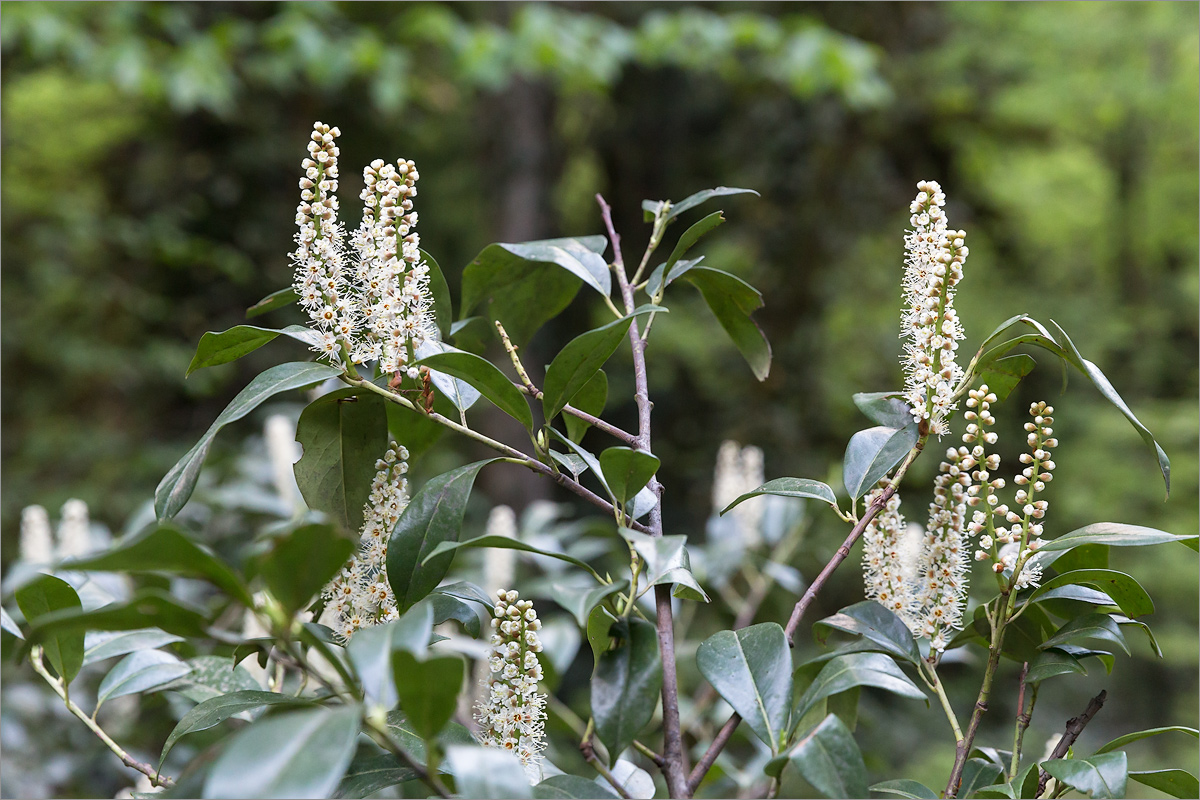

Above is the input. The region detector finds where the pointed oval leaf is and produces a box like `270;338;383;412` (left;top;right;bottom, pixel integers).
842;424;919;500
851;392;913;429
445;745;533;799
97;649;191;707
765;714;867;798
423;534;604;584
696;623;792;752
84;628;184;666
203;705;361;799
160;690;310;769
415;350;533;429
1094;725;1199;755
387;460;500;613
393;652;463;740
15;574;83;685
1040;613;1130;655
257;523;357;618
563;370;607;443
813;601;921;666
598;447;661;509
1;607;24;640
680;266;771;381
793;652;925;723
551;580;629;628
959;759;1005;798
592;618;662;765
978;354;1036;402
619;529;707;600
1040;752;1128;800
26;588;211;641
246;286;299;318
346;602;435;708
1039;523;1197;552
722;477;837;515
1028;569;1153;619
335;753;419;799
187;325;321;376
1025;649;1086;684
156;362;342;520
1129;769;1199;799
661;186;758;222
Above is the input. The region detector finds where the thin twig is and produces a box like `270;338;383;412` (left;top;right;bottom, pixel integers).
581;730;634;800
30;647;176;788
1036;691;1107;798
495;320;540;395
1010;663;1036;781
364;714;452;798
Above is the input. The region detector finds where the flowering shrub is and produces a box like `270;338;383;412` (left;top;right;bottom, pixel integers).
3;125;1195;800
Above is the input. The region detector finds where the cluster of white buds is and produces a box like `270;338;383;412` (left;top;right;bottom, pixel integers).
912;447;973;650
861;488;918;625
712;440;765;545
322;441;410;641
900;180;969;436
291;121;435;376
476;589;547;781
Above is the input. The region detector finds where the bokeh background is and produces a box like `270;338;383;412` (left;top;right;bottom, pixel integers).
2;2;1196;798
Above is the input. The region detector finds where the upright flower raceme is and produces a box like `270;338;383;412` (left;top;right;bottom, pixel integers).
901;180;969;436
476;589;547;781
291;121;435;375
712;440;766;545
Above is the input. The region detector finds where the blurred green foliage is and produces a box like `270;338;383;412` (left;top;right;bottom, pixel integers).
2;2;1195;797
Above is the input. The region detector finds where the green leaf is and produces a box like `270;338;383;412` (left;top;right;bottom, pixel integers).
186;325;320;376
424;534;604;584
427;592;482;637
1113;615;1163;657
26;589;211;641
387;460;499;612
421;249;454;340
662;211;724;270
415;350;533;429
722;478;838;515
415;340;481;413
563;370;607;443
1;607;24;640
959;759;1005;798
203;705;361;799
869;779;940;799
1129;769;1199;799
620;528;708;602
385;711;475;764
16;574;83;685
394;652;463;740
978;354;1036;402
160;690;309;769
592;617;662;765
793;652;925;724
65;523;254;607
813;601;921;666
445;745;533;798
172;655;262;704
257;523;356;618
599;447;661;509
551;580;629;628
347;602;434;708
696;623;793;752
246;287;299;319
97;650;191;708
660;186;758;222
1040;613;1130;656
765;714;867;798
587;605;619;664
334;753;418;799
294;390;388;533
534;774;619;799
842;424;920;500
679;266;771;380
1039;522;1197;552
434;581;494;608
1094;725;1199;754
156;362;342;520
84;629;184;666
542;306;661;422
1025;649;1086;684
645;256;703;299
1039;752;1127;799
851;392;913;429
460;236;609;345
1028;569;1153;619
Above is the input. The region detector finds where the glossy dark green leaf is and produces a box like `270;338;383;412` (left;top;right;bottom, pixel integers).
1113;615;1163;657
394;652;463;740
427;592;481;637
187;325;320;376
460;236;609;345
563;370;607;443
592;617;662;765
696;623;792;752
813;601;921;666
246;286;299;318
620;528;708;602
420;249;453;340
203;705;361;799
424;534;604;584
1040;752;1127;799
533;774;619;799
386;712;476;763
445;745;533;798
387;460;499;612
1025;649;1086;684
970;602;1056;663
680;266;771;380
842;424;919;500
551;580;628;628
1057;644;1115;674
26;589;211;640
1040;522;1197;552
1041;613;1129;655
434;581;494;608
294;389;388;533
978;354;1036;402
334;753;418;799
257;523;356;617
645;256;703;299
1028;569;1152;619
415;350;533;429
587;606;619;664
1129;769;1199;798
851;392;912;429
598;447;661;509
722;477;838;515
542;306;660;422
661;186;758;222
765;714;867;798
869;779;939;798
66;523;254;607
97;650;191;708
1094;725;1198;754
662;211;724;271
156;362;342;520
959;759;1005;799
160;690;309;769
83;628;184;666
15;575;83;685
793;652;925;723
347;602;434;708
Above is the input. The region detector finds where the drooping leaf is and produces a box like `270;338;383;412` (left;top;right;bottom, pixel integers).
592;618;662;765
393;652;463;740
851;392;913;429
793;652;925;724
420;249;454;340
83;628;184;666
598;447;661;509
1039;522;1197;552
427;592;482;637
696;623;792;752
842;424;919;500
1113;615;1163;657
346;602;434;708
415;350;533;429
386;460;499;612
563;370;607;443
1039;752;1128;800
869;779;940;799
658;186;758;222
246;287;299;318
97;649;191;708
620;528;708;602
203;705;361;799
813;601;921;666
551;580;629;628
1128;769;1199;799
156;362;342;520
765;714;867;798
542;306;660;422
587;605;619;664
257;523;356;618
1094;725;1199;754
534;774;619;799
679;266;771;380
294;389;388;533
423;534;604;584
722;477;838;515
160;690;310;769
445;745;533;798
187;325;321;376
1027;569;1153;619
644;256;704;299
978;354;1036;402
15;575;83;685
1025;649;1086;684
1041;613;1130;655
